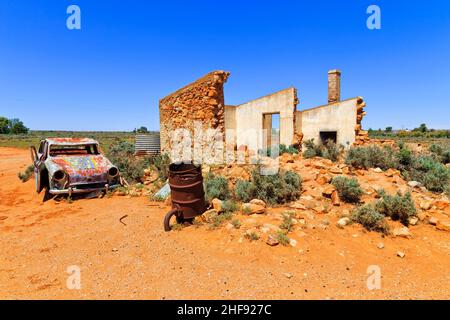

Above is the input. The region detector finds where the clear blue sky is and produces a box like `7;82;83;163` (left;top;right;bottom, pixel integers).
1;0;449;131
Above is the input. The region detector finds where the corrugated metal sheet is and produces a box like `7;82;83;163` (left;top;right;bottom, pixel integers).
135;134;160;156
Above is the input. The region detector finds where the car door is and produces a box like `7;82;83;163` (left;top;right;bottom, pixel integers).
30;141;47;193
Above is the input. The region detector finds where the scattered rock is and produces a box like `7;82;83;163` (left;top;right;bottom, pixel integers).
436;220;450;232
420;201;431;211
377;242;385;249
203;209;219;223
433;200;449;210
249;199;266;208
316;174;331;185
283;273;293;279
241;203;266;214
329;167;343;174
289;201;306;210
322;185;336;198
397;251;406;258
407;181;421;188
289;239;297;247
266;235;279;246
212;198;223;212
225;223;235;231
337;217;350;228
408;217;419;226
112;248;118;252
428;217;439;226
331;190;340;206
392;226;412;238
373;168;383;173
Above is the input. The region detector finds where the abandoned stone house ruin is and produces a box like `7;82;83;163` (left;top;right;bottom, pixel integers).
159;70;368;160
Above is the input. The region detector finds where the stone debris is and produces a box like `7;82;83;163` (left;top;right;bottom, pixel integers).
266;235;279;246
392;226;412;238
241;203;266;214
397;251;406;258
428;217;439;226
336;217;350;228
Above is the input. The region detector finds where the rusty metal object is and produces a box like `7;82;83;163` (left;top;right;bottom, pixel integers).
164;163;206;231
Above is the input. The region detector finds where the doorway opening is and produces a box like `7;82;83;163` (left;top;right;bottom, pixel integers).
320;131;337;144
262;113;280;152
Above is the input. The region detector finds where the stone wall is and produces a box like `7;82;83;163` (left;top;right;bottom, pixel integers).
159;71;230;157
299;97;362;148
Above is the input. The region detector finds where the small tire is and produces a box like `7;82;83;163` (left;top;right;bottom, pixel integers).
164;209;180;232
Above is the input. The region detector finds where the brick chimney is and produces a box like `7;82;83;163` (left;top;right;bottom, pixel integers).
328;69;341;104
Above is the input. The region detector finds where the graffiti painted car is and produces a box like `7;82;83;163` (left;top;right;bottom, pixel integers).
30;138;121;197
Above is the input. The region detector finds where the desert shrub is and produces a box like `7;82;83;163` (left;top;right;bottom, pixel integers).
18;165;34;182
205;173;230;201
209;211;233;229
406;156;450;193
345;145;398;170
259;144;299;157
351;204;389;234
244;231;260;241
280;211;295;232
107;141;149;183
303;139;342;162
231;219;241;229
375;191;416;226
275;231;290;246
221;200;238;213
234;180;253;202
322;139;342;162
280;144;299;155
151;153;170;181
248;169;302;205
303;139;321;159
331;176;363;203
429;144;450;164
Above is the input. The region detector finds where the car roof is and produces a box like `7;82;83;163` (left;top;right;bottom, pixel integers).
45;138;99;145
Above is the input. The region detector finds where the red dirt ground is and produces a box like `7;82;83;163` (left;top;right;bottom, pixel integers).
0;147;449;299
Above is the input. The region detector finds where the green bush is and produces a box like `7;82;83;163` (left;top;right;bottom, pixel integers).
205;173;230;201
234;180;253;202
331;176;363;203
107;141;149;183
375;191;416;226
280;211;295;232
248;169;302;205
259;143;299;157
244;231;260;241
406;156;450;193
221;200;238;213
275;231;290;246
209;211;233;229
351;204;389;234
151;153;170;182
345;145;398;170
303;139;342;162
429;144;450;164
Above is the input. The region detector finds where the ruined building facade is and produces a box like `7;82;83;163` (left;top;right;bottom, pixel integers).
159;70;368;157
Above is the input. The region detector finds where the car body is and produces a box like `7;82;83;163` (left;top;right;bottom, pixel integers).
30;138;121;196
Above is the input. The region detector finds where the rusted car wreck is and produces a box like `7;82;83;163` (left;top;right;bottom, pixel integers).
30;138;121;198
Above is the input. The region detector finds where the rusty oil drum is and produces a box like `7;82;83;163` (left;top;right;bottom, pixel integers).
163;163;206;231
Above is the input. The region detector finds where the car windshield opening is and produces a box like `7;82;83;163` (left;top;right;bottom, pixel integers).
49;144;99;156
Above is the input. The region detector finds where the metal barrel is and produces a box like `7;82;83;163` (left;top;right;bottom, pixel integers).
135;134;160;157
168;163;206;220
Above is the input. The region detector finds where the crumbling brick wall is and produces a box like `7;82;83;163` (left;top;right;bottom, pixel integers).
354;97;369;145
159;71;230;157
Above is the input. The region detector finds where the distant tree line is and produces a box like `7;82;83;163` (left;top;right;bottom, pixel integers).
369;123;449;139
0;116;29;134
